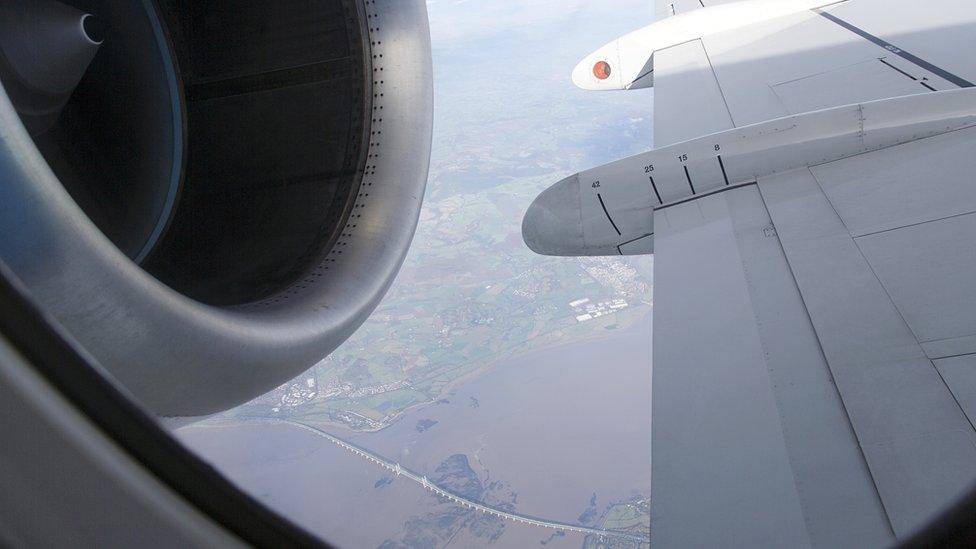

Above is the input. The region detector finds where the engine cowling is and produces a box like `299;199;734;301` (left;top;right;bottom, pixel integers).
0;0;433;418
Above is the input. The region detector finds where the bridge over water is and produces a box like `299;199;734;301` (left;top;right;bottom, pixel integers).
264;419;649;544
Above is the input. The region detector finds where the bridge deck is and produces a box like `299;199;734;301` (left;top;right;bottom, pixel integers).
261;419;649;544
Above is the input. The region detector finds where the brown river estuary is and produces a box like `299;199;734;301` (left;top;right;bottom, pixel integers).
177;312;652;548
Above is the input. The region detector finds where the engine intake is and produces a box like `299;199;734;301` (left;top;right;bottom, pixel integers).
0;0;433;417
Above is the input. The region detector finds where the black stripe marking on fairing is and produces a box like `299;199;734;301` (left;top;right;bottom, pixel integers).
649;176;663;204
597;193;622;236
717;155;730;185
684;165;696;194
817;10;974;88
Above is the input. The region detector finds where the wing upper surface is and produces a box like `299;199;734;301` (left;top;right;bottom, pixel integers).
652;183;893;547
653;127;976;545
651;0;976;544
656;0;741;17
652;77;976;547
523;3;976;542
654;0;976;145
758;130;976;536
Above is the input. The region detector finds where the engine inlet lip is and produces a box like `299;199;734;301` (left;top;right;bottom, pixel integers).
81;14;106;45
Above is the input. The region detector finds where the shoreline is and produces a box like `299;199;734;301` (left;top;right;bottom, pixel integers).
196;306;652;435
299;306;652;435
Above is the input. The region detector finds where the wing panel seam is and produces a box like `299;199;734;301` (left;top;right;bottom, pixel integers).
815;9;974;88
698;38;737;127
755;175;898;537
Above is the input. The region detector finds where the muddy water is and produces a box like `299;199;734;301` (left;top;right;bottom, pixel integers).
177;313;651;547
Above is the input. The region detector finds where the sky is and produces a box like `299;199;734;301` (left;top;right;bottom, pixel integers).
425;0;656;201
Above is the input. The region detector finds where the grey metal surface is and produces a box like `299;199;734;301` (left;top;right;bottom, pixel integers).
760;167;976;536
0;0;433;417
771;58;924;115
0;335;243;547
857;213;976;352
654;0;976;130
652;184;891;548
670;0;976;130
651;39;733;147
924;335;976;362
643;2;976;544
811;126;976;358
935;354;976;428
835;0;976;83
522;174;588;256
813;127;976;238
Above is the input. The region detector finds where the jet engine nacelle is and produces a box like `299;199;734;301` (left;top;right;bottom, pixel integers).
0;0;433;419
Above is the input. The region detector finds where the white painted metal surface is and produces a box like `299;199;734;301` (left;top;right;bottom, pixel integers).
761;167;976;537
572;0;846;91
652;185;892;548
810;126;976;359
693;0;976;126
524;88;976;256
651;39;734;146
813;127;976;237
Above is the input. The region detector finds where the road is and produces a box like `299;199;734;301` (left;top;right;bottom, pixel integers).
264;418;649;544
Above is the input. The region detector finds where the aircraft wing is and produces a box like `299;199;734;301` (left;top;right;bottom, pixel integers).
653;1;976;546
652;0;976;547
656;0;749;19
525;0;976;545
653;0;975;146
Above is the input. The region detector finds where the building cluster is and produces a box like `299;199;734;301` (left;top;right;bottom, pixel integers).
570;297;630;322
318;377;409;400
511;267;554;300
346;379;409;398
270;376;318;412
578;257;649;298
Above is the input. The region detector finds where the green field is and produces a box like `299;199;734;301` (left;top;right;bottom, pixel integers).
216;170;653;431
